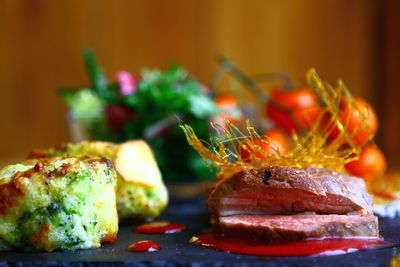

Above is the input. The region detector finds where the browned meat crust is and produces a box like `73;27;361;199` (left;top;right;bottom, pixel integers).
208;166;373;223
219;214;379;242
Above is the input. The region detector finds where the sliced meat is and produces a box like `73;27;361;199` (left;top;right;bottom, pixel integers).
219;214;379;242
208;166;373;222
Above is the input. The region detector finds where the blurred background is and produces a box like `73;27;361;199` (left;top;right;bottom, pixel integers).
0;0;399;168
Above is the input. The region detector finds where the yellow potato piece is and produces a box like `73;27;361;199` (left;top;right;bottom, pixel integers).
114;140;162;187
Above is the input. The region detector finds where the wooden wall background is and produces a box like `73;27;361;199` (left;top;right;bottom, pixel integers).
0;0;398;168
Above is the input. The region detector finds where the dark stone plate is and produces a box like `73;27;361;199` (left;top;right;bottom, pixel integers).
0;198;398;267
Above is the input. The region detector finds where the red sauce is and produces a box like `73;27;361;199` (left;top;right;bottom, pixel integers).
134;221;186;234
127;240;161;252
191;233;393;256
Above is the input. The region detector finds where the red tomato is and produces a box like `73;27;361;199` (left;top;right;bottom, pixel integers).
240;129;290;162
214;94;242;125
266;88;321;134
327;97;378;145
264;129;290;155
215;94;238;110
345;145;386;184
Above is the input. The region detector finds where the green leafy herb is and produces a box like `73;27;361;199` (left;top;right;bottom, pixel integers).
82;50;112;101
59;50;223;181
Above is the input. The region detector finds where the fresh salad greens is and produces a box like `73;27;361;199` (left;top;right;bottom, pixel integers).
59;50;223;181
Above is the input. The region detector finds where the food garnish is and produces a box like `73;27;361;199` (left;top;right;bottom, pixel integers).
59;50;226;183
181;69;372;180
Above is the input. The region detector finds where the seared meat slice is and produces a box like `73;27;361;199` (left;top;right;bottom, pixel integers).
219;214;379;242
208;166;379;242
208;166;373;222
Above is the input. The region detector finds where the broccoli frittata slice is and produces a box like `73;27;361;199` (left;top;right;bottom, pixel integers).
0;156;118;252
29;140;168;222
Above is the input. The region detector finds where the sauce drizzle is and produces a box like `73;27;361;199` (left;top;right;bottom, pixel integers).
191;233;393;256
134;221;186;234
127;240;161;252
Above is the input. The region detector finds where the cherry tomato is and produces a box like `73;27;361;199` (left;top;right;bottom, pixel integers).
345;145;386;184
327;97;378;145
266;88;321;134
214;94;242;126
240;129;290;162
263;129;290;155
215;94;238;110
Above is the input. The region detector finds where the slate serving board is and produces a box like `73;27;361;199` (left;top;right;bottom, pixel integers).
0;198;399;267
